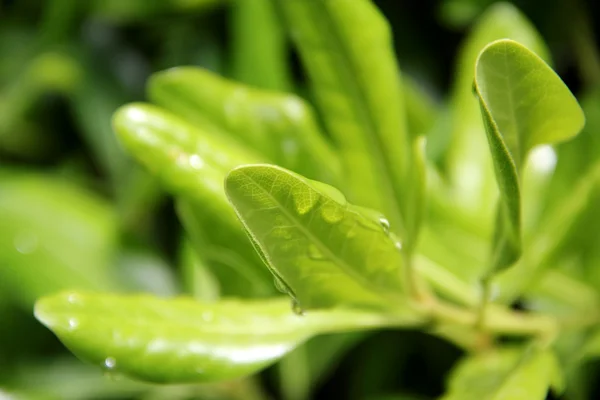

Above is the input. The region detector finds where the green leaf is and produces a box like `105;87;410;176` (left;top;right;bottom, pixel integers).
276;0;424;248
474;39;585;271
446;3;549;226
225;164;412;311
230;0;291;91
179;238;220;301
0;172;120;307
403;76;441;138
148;67;340;185
35;291;412;383
278;332;365;400
495;161;600;302
441;347;561;400
90;0;227;21
113;103;274;297
175;199;274;298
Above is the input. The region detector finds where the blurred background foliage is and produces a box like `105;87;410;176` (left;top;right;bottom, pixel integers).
1;0;600;399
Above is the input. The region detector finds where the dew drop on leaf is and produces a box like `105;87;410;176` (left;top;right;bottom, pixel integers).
104;357;117;370
201;311;213;322
291;299;305;316
68;318;79;330
13;231;38;254
378;217;390;234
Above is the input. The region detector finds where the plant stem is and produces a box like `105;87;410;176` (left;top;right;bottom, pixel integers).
404;253;432;304
475;278;491;331
427;299;557;344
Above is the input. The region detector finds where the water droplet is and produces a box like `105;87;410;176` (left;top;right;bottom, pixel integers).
307;244;327;261
189;154;204;169
67;293;81;305
14;232;38;254
394;241;403;251
201;311;213;322
104;357;116;369
291;299;305;316
379;217;390;234
68;318;79;329
529;144;557;174
273;277;288;294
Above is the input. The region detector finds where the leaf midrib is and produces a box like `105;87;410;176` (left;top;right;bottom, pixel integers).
308;1;404;231
241;169;401;301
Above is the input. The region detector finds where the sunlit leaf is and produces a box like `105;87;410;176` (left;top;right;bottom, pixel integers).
148;67;340;185
225;164;416;312
276;0;424;248
474;39;584;272
35;291;412;383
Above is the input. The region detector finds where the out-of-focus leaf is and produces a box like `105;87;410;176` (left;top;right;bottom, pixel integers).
403;76;441;138
0;52;81;156
148;67;340;184
116;248;180;296
0;172;120;307
413;255;478;307
112;103;260;215
179;238;220;301
474;39;584;272
35;291;414;383
70;58;165;232
524;269;600;318
225;164;415;312
441;346;562;400
175;199;274;298
278;332;366;400
230;0;290;91
89;0;227;21
445;3;549;226
276;0;424;249
69;61;130;185
113;104;274;298
438;0;494;29
5;358;151;400
495;161;600;302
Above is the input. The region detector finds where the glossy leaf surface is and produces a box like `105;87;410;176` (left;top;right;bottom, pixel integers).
277;0;423;247
112;103;274;297
225;164;410;311
441;347;561;400
148;67;340;184
474;39;585;271
35;291;407;383
446;2;549;225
